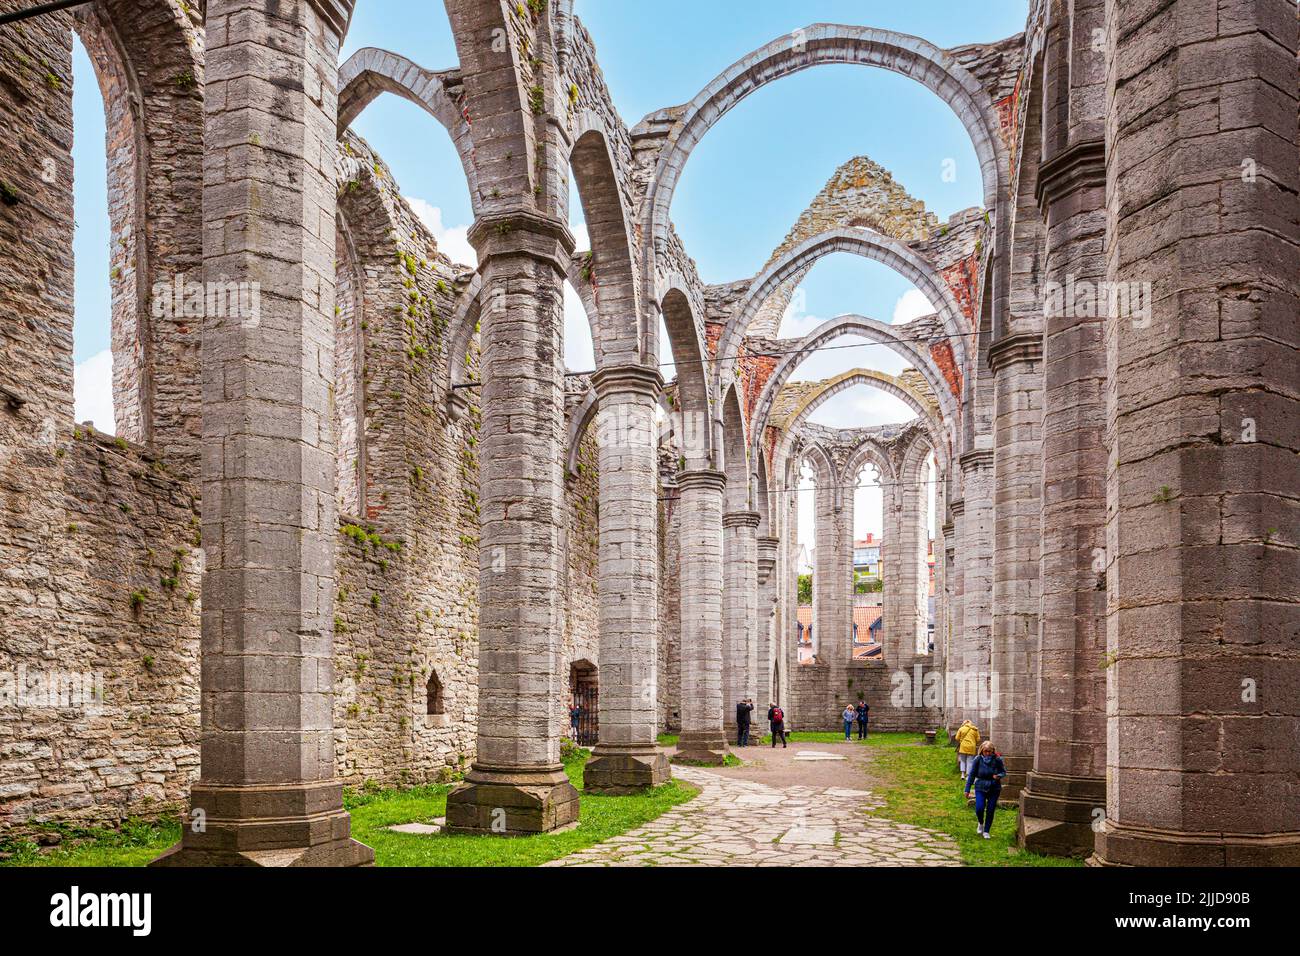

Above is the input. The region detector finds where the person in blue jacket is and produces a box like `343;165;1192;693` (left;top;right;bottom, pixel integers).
964;739;1007;839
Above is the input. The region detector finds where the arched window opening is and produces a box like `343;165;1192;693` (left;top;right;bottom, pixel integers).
796;458;816;664
70;31;115;435
925;451;938;655
853;462;885;662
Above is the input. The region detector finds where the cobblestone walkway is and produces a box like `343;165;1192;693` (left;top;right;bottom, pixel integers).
545;765;962;867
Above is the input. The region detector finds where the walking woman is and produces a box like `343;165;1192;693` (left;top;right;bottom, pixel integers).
842;703;857;740
964;740;1007;839
955;719;980;778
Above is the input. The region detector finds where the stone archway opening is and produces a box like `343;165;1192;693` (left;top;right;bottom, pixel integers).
568;660;599;748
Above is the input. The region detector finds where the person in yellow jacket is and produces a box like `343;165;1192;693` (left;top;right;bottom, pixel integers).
955;720;981;779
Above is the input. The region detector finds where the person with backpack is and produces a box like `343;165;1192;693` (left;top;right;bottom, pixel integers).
964;740;1007;838
855;699;869;739
768;703;787;748
842;703;857;740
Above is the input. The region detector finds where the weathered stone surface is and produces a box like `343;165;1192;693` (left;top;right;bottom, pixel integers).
0;0;1292;870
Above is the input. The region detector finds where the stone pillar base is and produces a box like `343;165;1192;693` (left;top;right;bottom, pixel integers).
1000;755;1034;803
1092;822;1300;867
149;781;374;867
584;746;671;794
672;731;729;766
1017;771;1105;858
444;765;580;835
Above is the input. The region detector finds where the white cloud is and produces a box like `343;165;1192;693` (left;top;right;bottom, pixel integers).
778;292;823;339
790;337;913;383
571;221;590;254
806;385;916;430
404;197;478;267
564;280;595;373
892;288;934;325
74;349;115;435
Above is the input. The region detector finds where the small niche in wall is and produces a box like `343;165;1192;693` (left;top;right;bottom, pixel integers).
425;671;449;728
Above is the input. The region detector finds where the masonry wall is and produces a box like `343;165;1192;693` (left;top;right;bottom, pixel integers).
0;431;202;829
0;113;605;827
560;429;601;716
790;662;941;734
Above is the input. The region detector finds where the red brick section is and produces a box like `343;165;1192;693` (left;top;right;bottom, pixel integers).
764;426;780;477
704;319;723;358
1003;79;1022;173
738;349;778;426
995;87;1019;158
929;339;963;405
940;253;980;331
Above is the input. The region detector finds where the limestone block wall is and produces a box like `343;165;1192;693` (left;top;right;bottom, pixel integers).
0;102;604;826
0;431;202;829
0;6;74;428
560;430;601;715
1;10;203;831
789;662;941;734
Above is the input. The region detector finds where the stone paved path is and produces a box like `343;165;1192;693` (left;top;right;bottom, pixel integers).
545;764;962;867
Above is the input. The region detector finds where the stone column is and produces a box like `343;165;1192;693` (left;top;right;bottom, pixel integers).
445;211;579;834
152;0;371;867
958;450;994;725
891;472;928;674
755;535;780;707
934;517;951;680
812;472;851;665
778;485;799;710
1095;0;1300;866
988;335;1044;800
722;510;761;743
672;468;729;765
1017;12;1109;851
584;364;670;794
946;499;966;727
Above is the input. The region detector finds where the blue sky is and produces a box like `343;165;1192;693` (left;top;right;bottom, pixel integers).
71;2;1028;536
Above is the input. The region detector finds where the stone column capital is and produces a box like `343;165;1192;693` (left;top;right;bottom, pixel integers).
1036;137;1106;211
987;331;1044;375
675;468;726;494
958;449;993;475
307;0;355;38
949;498;966;518
590;362;663;400
722;510;762;530
467;211;576;271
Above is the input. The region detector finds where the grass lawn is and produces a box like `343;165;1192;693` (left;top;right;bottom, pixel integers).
862;732;1081;867
0;748;697;868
